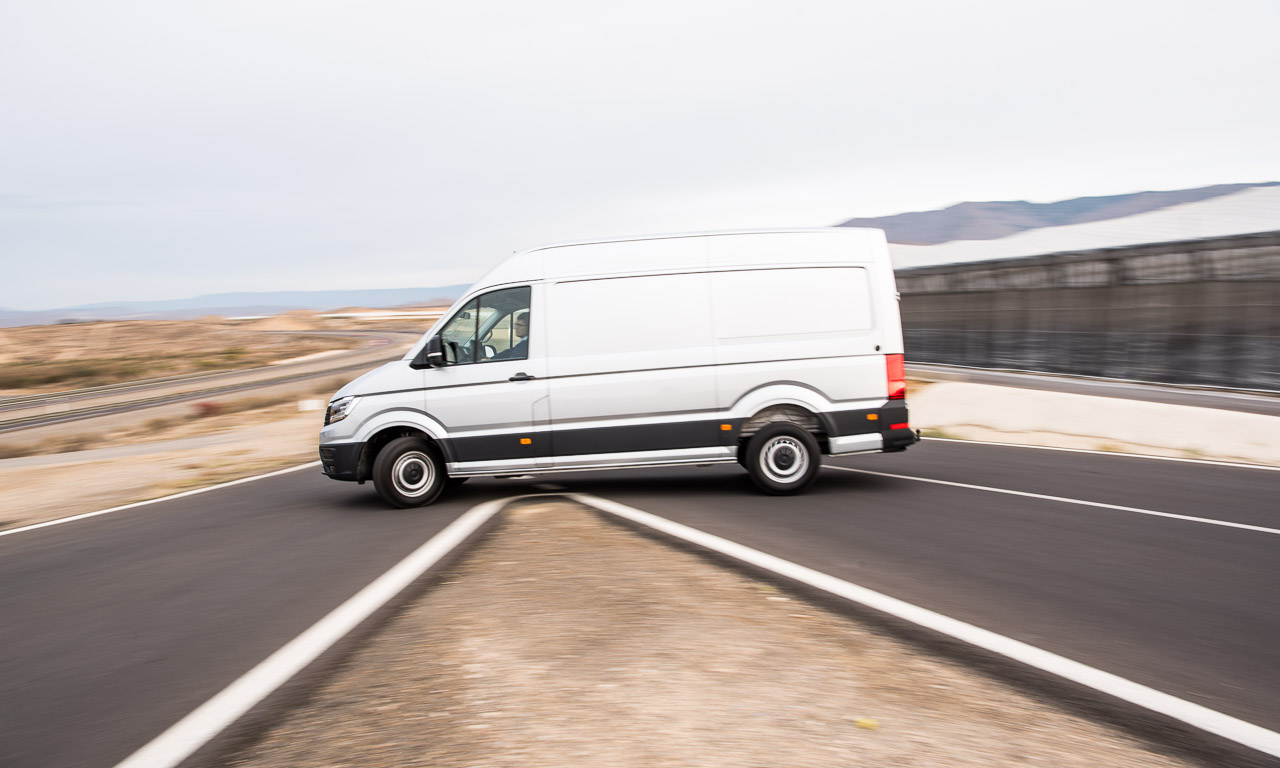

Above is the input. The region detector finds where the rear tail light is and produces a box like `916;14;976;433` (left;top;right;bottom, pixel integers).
885;353;906;400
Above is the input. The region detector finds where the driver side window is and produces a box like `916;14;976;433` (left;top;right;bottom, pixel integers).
436;286;531;366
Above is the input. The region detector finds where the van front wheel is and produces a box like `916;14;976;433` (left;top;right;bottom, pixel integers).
744;423;820;495
373;436;446;508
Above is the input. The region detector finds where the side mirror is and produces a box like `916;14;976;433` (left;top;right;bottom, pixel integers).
411;336;446;369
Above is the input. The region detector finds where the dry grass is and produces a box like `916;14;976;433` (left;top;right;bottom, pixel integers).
0;442;37;460
0;317;360;392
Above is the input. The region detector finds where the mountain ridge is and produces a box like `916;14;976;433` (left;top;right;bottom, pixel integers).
0;285;469;328
838;182;1279;245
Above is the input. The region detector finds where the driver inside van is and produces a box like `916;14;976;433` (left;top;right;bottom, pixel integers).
489;311;529;360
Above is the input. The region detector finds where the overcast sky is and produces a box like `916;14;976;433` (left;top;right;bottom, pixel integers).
3;0;1278;310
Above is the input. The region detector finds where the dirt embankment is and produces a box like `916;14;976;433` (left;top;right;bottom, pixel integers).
229;502;1198;768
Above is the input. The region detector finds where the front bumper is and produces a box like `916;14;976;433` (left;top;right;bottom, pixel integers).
319;442;364;481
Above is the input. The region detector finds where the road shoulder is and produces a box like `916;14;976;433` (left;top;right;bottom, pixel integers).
910;380;1280;466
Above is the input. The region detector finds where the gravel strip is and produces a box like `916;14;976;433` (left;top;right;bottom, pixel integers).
229;501;1197;768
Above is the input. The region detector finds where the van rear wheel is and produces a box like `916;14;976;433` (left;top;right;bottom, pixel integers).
744;423;820;495
373;436;446;508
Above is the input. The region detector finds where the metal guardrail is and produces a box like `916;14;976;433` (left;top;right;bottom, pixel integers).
896;231;1280;391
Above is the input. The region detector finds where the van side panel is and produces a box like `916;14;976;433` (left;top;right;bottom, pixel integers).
710;267;877;365
712;267;886;407
545;272;717;461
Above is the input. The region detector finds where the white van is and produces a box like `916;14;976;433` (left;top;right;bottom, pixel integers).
319;228;916;507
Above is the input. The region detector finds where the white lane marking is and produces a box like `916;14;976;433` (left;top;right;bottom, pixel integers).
921;436;1280;472
824;465;1280;537
568;492;1280;760
0;462;323;540
111;496;508;768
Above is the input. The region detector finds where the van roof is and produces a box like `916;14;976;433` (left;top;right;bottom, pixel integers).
474;227;888;290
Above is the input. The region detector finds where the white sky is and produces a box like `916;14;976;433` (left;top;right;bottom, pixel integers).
3;0;1279;310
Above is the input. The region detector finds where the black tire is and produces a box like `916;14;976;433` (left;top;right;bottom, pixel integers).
373;435;446;508
447;477;469;488
743;423;820;495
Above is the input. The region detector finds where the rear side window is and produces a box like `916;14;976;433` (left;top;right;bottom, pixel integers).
711;267;873;342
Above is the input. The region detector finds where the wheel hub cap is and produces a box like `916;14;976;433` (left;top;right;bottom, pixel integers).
761;436;809;483
392;451;434;496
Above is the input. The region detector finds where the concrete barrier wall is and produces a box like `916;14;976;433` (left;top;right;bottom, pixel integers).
897;231;1280;390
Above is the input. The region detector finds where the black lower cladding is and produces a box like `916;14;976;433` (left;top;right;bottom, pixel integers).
828;402;910;438
445;407;915;464
445;432;544;463
329;406;916;472
319;443;363;481
444;419;739;463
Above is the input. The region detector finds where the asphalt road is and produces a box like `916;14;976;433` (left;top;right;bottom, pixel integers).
908;363;1280;416
2;441;1278;766
0;472;474;768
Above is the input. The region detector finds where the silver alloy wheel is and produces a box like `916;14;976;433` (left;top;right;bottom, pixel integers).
760;435;809;484
391;450;435;497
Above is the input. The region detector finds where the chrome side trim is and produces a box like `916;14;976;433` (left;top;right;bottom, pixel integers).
447;446;736;477
828;433;883;456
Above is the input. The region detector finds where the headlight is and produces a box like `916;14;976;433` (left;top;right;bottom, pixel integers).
325;395;359;425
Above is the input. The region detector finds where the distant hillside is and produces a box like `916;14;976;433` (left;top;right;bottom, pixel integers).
0;285;469;328
886;185;1280;270
838;182;1279;245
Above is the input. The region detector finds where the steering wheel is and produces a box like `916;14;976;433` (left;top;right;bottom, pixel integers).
445;339;474;364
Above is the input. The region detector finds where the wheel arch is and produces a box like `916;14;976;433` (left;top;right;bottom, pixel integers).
728;384;837;450
349;409;453;482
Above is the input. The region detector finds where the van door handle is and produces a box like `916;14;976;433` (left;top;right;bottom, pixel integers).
509;372;536;382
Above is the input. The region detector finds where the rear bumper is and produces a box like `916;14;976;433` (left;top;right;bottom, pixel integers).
827;427;919;455
319;442;364;481
826;400;919;455
828;433;882;455
882;426;920;452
